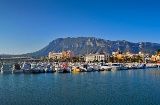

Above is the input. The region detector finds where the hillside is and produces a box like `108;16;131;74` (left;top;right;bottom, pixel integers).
23;37;160;57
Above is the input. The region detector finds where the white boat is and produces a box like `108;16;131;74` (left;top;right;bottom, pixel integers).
54;64;61;72
0;63;2;72
57;64;71;73
38;66;45;73
45;65;55;73
22;62;31;73
12;63;23;73
100;64;112;71
30;63;40;73
119;64;128;70
1;63;12;73
80;64;93;72
110;63;121;71
57;67;71;73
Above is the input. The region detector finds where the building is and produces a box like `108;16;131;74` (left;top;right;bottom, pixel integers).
151;55;157;61
85;53;109;62
112;48;122;56
48;50;74;60
62;50;74;59
48;52;63;60
156;55;160;61
112;52;119;56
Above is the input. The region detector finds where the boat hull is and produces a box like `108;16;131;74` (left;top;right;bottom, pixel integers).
13;70;23;73
1;70;12;74
23;70;31;73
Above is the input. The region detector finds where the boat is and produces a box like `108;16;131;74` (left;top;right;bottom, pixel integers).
38;65;45;73
72;66;81;72
57;64;71;73
110;63;121;71
141;63;146;69
57;68;71;73
0;62;2;72
30;63;40;73
12;63;23;73
22;62;31;73
100;63;112;71
45;65;55;73
82;64;93;72
1;63;12;73
119;64;128;70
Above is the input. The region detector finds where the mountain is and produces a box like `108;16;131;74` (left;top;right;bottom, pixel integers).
23;37;160;57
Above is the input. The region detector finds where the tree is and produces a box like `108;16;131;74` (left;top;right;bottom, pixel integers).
108;56;114;63
157;48;160;55
71;56;79;62
135;55;143;63
114;57;118;63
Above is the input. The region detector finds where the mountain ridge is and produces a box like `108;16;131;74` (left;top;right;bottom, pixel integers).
22;37;160;57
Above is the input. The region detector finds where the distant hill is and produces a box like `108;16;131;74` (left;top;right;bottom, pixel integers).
23;37;160;57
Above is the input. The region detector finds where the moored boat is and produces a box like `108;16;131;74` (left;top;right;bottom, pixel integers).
45;65;55;73
110;63;121;71
72;66;81;72
57;63;71;73
1;63;12;73
100;63;112;71
22;62;31;73
12;63;23;73
30;63;40;73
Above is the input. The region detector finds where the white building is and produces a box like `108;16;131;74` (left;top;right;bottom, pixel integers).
48;50;74;60
112;52;119;56
48;52;62;60
85;53;109;62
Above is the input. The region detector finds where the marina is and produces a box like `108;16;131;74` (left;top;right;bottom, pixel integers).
1;0;160;104
0;61;159;74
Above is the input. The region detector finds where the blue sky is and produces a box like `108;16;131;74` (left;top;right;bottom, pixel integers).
0;0;160;54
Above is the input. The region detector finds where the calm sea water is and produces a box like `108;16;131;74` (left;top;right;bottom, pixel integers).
1;68;160;105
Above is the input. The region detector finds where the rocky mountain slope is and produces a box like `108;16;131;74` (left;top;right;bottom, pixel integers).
24;37;160;57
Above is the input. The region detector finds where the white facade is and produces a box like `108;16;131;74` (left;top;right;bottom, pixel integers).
85;53;109;62
48;52;62;60
112;52;119;56
48;50;74;60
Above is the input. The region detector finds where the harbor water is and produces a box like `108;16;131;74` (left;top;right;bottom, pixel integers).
1;68;160;105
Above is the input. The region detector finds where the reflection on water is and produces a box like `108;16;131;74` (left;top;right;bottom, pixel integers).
0;68;160;105
152;70;160;76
